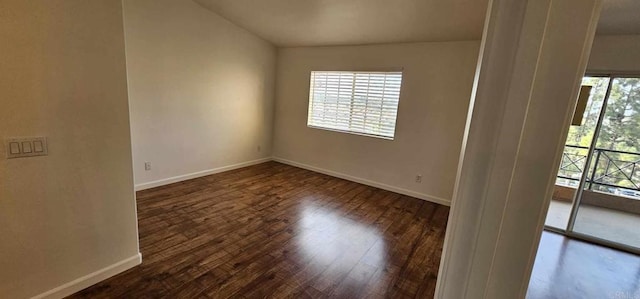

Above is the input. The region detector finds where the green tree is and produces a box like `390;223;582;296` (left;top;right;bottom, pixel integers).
592;78;640;192
558;77;640;193
596;78;640;153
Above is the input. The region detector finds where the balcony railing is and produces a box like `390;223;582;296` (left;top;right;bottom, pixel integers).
557;144;640;198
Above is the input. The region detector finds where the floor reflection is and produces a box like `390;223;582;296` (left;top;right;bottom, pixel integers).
528;232;640;299
295;203;387;291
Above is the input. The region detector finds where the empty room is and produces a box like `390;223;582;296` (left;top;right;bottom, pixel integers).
1;0;639;298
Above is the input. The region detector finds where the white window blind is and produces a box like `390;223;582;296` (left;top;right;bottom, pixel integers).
307;71;403;139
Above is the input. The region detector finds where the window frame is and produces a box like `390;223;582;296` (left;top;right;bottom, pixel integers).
306;70;404;140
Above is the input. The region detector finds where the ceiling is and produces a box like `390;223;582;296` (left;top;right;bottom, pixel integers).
194;0;640;47
194;0;488;46
597;0;640;35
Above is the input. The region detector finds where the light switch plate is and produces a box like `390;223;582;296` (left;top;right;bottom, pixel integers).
5;137;48;159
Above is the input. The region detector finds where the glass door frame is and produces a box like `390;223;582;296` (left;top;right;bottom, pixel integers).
544;72;640;255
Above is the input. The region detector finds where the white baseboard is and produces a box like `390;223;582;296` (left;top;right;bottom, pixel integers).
272;157;451;206
135;157;272;191
31;253;142;299
135;155;452;205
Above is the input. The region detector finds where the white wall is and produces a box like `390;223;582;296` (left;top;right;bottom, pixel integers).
273;42;480;204
588;35;640;72
124;0;277;189
0;1;139;298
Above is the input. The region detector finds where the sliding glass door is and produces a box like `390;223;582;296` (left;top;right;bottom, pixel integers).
545;75;640;253
572;77;640;250
545;76;609;230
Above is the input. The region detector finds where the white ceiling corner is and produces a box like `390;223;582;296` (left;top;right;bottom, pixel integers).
193;0;640;47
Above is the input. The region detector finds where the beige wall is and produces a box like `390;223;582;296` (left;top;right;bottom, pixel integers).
588;35;640;72
0;1;139;298
124;0;276;189
273;42;480;203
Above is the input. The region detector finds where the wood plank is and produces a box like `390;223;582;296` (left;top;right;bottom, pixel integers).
69;161;449;298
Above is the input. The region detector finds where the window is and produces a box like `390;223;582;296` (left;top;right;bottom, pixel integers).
307;71;403;139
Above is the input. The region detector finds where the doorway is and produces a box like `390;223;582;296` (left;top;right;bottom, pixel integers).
545;74;640;252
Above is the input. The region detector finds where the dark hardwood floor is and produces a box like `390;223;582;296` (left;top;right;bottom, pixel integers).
528;231;640;299
69;161;449;298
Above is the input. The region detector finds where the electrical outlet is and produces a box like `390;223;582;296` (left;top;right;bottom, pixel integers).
144;162;151;171
415;175;422;183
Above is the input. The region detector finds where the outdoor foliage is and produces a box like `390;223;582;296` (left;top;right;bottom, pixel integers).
558;77;640;196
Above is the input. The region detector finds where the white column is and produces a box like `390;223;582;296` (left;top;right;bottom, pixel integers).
436;0;602;298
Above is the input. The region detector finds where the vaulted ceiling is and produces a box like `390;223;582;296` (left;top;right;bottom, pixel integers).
194;0;488;46
194;0;640;47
